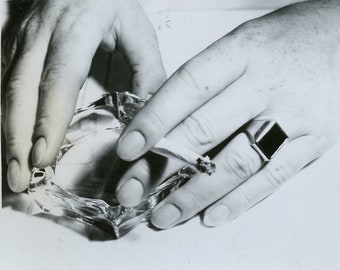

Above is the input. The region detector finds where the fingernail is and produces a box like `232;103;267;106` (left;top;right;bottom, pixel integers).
117;131;146;160
32;137;47;166
151;204;181;229
7;159;21;192
116;178;144;207
204;204;230;227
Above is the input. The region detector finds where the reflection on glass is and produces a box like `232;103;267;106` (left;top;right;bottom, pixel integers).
28;166;195;239
28;92;197;238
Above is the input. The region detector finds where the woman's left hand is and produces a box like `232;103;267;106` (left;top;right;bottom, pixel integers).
115;0;340;229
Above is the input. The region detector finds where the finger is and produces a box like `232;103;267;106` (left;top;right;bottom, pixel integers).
165;77;266;152
150;132;264;229
117;34;248;161
4;16;52;192
31;13;105;168
116;0;166;97
203;136;322;227
115;154;184;207
115;77;265;206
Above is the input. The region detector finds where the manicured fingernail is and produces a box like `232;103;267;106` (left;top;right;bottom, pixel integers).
204;204;230;227
7;159;21;192
151;204;181;229
116;178;144;207
32;137;47;166
117;131;146;160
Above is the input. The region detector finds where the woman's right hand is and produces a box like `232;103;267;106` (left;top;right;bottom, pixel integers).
115;0;340;229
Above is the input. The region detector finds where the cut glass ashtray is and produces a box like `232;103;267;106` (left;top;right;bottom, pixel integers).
27;92;202;239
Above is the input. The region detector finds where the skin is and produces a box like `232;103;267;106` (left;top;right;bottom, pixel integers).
2;0;340;232
115;0;340;229
2;0;166;192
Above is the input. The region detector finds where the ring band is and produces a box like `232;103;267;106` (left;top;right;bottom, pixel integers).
244;120;289;162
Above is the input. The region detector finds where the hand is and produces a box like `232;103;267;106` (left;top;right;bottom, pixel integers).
2;0;166;192
115;0;340;229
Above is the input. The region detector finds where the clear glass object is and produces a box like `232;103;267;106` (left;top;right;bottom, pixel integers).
27;92;197;239
28;166;195;239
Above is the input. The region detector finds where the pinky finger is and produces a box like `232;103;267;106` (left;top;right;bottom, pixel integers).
203;136;324;227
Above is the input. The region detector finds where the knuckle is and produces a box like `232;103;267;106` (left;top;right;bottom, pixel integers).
21;17;46;50
222;150;259;182
176;189;205;214
40;63;68;88
264;163;290;188
6;77;24;100
4;134;30;159
25;16;42;35
179;114;216;147
5;135;20;151
41;39;87;88
35;113;67;132
207;41;232;59
176;63;211;98
230;19;268;52
41;62;85;93
35;114;49;128
34;115;51;134
140;107;167;136
237;19;261;40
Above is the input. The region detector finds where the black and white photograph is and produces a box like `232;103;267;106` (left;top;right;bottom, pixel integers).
1;0;340;269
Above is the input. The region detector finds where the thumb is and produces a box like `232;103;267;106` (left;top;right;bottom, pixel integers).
116;1;166;97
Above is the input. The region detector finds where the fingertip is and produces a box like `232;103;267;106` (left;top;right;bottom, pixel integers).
116;130;146;161
31;133;65;168
203;204;231;227
31;138;57;168
151;203;182;229
31;137;47;167
32;116;71;168
7;159;21;192
7;159;29;192
115;177;144;207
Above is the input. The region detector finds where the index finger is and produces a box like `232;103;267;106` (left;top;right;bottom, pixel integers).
4;15;53;192
116;34;248;161
31;14;104;168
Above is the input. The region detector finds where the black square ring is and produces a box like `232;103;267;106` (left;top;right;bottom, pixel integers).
244;120;289;162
